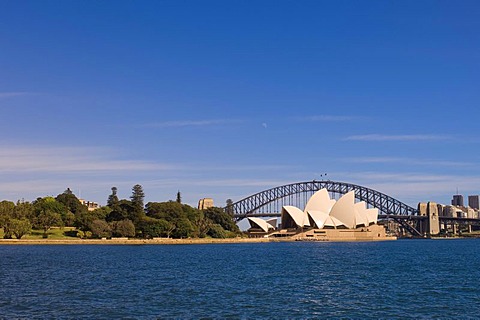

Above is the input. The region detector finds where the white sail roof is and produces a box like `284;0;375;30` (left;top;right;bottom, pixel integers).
323;215;345;228
366;208;379;225
304;188;336;214
282;206;310;227
278;188;380;230
307;210;330;229
266;218;278;229
247;217;275;232
329;191;356;229
354;201;370;227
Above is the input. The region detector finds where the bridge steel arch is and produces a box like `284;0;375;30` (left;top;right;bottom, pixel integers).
231;180;418;221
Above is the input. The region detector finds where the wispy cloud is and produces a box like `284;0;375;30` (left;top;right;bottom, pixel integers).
298;115;361;122
146;178;291;189
0;92;32;98
0;146;174;173
0;145;299;202
336;171;480;205
347;157;473;167
184;164;297;172
142;119;241;128
343;134;451;142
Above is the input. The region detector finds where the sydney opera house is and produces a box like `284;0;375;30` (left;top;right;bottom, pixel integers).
247;189;394;241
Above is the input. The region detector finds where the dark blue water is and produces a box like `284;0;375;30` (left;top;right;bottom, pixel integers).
0;239;479;319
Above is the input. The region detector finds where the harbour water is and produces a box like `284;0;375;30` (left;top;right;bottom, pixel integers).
1;239;479;319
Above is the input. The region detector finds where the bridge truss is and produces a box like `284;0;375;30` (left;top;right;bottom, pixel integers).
229;180;424;236
231;180;418;219
228;180;480;237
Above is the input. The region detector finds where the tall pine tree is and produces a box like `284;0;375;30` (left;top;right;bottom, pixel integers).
176;191;182;204
129;184;145;224
107;187;119;208
130;184;145;210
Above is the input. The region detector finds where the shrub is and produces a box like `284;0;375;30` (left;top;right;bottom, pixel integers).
112;219;135;238
90;219;111;238
137;217;174;238
207;224;227;239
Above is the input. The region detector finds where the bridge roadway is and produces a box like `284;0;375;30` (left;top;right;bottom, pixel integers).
236;213;480;224
234;212;480;237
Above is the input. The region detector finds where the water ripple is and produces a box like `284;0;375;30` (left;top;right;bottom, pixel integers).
0;240;479;319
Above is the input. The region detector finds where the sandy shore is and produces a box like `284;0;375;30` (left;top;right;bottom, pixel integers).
0;237;293;245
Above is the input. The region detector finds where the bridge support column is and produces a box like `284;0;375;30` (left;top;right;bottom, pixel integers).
415;218;428;237
427;202;440;236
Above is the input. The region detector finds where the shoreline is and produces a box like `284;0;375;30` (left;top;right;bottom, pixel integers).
2;235;474;245
0;237;294;245
0;236;400;245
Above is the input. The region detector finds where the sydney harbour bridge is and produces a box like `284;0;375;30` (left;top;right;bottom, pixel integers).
227;180;480;237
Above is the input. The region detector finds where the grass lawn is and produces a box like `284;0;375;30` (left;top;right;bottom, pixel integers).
0;227;79;240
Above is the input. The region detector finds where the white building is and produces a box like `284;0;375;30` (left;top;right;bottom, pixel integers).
281;189;378;230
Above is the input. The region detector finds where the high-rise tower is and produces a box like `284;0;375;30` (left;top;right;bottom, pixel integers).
452;194;464;207
468;195;480;209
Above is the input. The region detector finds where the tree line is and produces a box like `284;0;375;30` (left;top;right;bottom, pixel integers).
0;185;240;239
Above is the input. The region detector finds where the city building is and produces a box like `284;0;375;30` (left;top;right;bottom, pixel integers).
79;199;99;211
443;205;457;217
198;198;214;210
467;207;476;219
468;195;480;210
452;194;464;207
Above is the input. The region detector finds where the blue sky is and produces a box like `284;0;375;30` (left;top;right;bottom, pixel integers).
1;0;479;207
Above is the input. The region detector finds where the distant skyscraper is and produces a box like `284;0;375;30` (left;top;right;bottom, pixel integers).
452;194;464;207
468;195;480;209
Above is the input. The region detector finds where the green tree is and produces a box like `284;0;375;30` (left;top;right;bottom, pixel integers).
130;184;145;224
14;200;34;221
55;188;84;215
181;204;203;237
204;207;240;233
0;201;15;238
225;199;234;216
55;189;87;227
145;201;205;238
172;218;194;238
106;199;133;222
176;191;181;204
182;204;200;221
74;206;109;238
90;219;111;238
107;187;119;208
33;197;64;237
146;201;183;221
8;218;32;239
74;210;95;237
138;217;175;238
130;184;145;210
111;219;135;237
92;206;112;221
192;210;210;238
62;211;76;227
208;224;228;238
